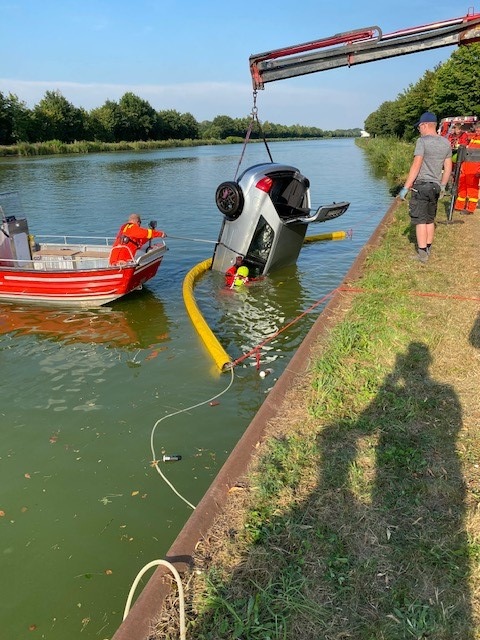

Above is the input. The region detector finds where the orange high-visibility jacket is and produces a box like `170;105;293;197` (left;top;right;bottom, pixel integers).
110;223;164;264
454;137;480;213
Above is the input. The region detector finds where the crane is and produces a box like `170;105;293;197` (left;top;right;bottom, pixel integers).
249;11;480;90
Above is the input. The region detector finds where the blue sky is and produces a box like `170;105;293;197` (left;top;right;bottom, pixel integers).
0;0;473;129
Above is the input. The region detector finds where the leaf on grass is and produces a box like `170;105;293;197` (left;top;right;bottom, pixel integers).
131;491;139;496
24;473;31;479
0;510;5;517
105;569;113;575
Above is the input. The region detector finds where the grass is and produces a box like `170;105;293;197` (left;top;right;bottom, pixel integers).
0;136;312;157
355;137;414;186
150;195;480;639
0;138;231;157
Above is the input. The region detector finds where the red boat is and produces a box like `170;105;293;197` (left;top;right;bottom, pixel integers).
0;192;167;307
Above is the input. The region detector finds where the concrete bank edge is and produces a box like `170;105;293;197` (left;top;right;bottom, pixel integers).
112;197;401;640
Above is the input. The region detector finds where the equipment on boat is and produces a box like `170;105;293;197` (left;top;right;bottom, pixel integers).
0;191;167;307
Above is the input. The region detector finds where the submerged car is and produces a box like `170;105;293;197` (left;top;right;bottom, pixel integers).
211;162;349;277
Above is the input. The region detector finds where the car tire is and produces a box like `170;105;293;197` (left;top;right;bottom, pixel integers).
215;181;244;220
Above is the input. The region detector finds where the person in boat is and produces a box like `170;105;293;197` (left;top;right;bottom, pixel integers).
109;214;166;265
225;256;244;287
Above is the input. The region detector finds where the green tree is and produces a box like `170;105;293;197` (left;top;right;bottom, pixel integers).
88;100;122;142
178;112;199;139
116;92;158;141
157;109;185;139
0;91;13;144
396;69;438;141
431;42;480;118
364;101;399;137
210;115;237;138
33;90;86;142
0;92;34;144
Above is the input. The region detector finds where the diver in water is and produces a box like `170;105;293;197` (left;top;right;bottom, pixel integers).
232;265;249;288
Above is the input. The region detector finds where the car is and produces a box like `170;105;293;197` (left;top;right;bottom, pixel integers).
211;162;349;277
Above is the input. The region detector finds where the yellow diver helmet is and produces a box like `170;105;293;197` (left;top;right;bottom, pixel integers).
233;265;249;287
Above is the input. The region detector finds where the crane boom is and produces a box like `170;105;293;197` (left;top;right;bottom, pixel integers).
250;12;480;89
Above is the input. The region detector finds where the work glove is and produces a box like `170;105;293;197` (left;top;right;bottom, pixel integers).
439;185;446;198
398;186;409;200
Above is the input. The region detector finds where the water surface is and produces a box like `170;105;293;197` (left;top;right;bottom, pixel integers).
0;140;392;639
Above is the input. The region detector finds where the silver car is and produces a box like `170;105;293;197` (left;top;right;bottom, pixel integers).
211;162;349;277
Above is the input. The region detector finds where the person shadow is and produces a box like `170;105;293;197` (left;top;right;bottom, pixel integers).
170;341;473;639
316;341;472;638
470;312;480;349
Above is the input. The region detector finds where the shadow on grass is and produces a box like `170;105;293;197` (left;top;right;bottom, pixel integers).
188;341;473;639
470;312;480;349
314;341;472;639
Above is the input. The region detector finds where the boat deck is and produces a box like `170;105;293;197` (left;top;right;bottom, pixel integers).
31;245;111;270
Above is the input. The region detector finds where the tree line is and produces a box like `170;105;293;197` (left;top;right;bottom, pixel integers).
0;90;360;146
4;40;476;148
364;42;480;140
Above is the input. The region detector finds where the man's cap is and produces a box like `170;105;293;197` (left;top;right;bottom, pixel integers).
415;112;437;126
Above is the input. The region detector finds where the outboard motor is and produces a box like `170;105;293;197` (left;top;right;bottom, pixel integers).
211;163;350;277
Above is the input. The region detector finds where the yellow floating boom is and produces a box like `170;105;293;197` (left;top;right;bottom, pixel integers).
304;230;346;243
182;257;232;372
183;231;346;372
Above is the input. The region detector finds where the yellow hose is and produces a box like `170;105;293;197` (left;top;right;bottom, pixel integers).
182;258;232;372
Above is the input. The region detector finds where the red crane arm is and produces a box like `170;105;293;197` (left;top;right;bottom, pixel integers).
249;11;480;89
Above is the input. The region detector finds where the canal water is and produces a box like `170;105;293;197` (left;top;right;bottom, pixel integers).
0;139;392;639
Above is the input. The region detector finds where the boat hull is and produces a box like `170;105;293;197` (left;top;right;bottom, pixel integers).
0;252;165;307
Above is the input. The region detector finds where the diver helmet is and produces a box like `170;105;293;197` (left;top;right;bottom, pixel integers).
233;265;249;287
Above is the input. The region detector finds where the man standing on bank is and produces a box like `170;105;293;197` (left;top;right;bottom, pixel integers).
399;112;452;263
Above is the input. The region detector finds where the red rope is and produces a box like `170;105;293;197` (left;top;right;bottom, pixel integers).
229;282;479;370
229;287;339;368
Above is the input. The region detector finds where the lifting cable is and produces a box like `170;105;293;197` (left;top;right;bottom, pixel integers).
234;90;273;182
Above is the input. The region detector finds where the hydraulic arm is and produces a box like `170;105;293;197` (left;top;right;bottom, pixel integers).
250;11;480;89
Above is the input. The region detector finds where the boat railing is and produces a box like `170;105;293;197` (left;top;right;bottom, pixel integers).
35;234;116;247
0;237;167;271
0;253;112;271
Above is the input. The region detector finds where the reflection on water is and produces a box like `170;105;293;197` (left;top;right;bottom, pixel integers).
0;291;170;349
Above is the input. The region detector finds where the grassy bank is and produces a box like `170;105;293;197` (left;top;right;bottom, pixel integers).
0;135;356;158
152;196;480;639
355;137;414;186
0;137;239;157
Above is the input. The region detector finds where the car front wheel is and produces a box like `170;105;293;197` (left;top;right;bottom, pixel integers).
215;181;244;220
